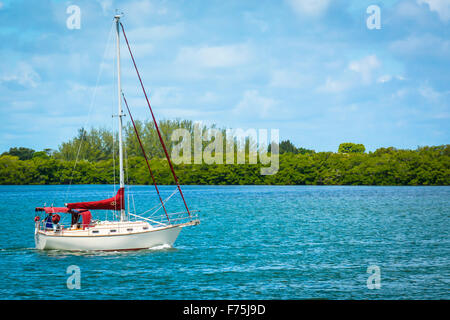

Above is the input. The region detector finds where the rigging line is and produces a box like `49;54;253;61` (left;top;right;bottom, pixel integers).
131;193;137;221
138;187;178;217
138;201;163;217
136;187;177;216
109;28;118;222
123;126;131;220
112;29;117;196
64;21;115;204
120;22;191;217
122;91;170;223
148;188;178;217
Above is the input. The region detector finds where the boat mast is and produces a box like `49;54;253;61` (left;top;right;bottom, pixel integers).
115;14;126;221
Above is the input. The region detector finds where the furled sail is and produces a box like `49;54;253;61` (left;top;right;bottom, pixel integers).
35;207;71;214
65;188;124;211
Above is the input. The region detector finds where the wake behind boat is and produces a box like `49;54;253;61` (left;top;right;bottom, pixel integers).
34;15;200;251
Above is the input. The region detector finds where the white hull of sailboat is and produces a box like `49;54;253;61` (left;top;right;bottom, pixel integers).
35;225;182;251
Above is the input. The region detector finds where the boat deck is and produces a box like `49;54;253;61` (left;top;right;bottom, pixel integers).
37;218;200;238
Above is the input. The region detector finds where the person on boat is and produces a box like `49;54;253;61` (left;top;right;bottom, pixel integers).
70;209;81;228
52;214;61;232
44;213;53;230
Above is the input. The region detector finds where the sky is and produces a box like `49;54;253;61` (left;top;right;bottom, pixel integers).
0;0;449;153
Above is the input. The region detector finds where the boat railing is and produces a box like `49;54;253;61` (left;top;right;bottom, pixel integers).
131;210;200;227
36;220;70;233
36;210;200;233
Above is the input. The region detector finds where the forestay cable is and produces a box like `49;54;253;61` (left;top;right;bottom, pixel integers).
119;22;191;218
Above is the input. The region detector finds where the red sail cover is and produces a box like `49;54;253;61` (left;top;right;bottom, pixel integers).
66;188;124;211
35;207;71;214
80;211;92;228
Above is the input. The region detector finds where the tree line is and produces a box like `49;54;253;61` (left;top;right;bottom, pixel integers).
1;119;449;185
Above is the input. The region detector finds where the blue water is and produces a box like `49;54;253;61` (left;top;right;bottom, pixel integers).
0;185;448;299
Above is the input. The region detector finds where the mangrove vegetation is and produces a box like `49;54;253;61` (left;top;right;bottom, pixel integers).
1;119;449;185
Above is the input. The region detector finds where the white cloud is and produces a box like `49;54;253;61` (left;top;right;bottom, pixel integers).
377;74;405;83
432;112;450;119
287;0;330;17
377;75;392;83
390;34;450;58
419;85;441;101
115;24;183;58
150;86;182;107
125;0;170;23
175;44;251;68
348;55;381;84
396;1;424;18
233;90;278;119
157;107;217;119
269;69;306;88
391;88;409;99
243;12;269;32
1;63;40;88
127;25;183;41
127;43;154;58
417;0;450;22
328;104;359;121
317;55;384;93
317;77;351;93
96;0;113;15
197;91;219;104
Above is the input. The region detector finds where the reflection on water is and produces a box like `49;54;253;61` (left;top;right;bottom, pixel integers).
35;244;177;258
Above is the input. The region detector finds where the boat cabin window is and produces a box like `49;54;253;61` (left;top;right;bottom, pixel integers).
110;229;117;233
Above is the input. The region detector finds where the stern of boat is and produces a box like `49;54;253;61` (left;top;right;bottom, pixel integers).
34;223;45;250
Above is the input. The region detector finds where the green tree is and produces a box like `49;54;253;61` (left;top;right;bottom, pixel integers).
279;140;298;154
32;151;50;159
2;147;35;160
1;121;449;186
338;143;366;154
269;140;315;155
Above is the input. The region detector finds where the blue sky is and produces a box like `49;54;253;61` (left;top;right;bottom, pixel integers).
0;0;448;153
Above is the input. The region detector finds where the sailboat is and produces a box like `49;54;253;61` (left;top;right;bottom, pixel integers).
34;15;200;251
